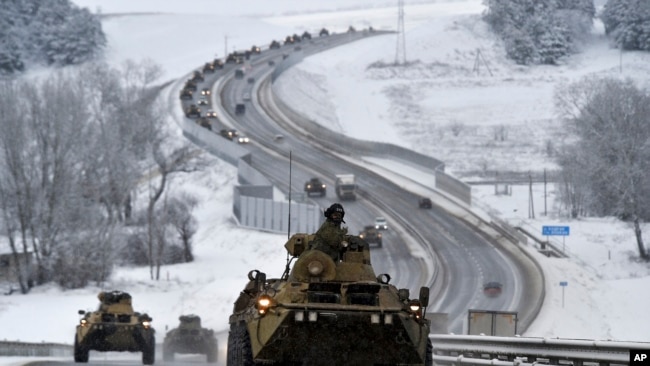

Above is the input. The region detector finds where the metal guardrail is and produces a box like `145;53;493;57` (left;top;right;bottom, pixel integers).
431;334;647;366
0;341;72;357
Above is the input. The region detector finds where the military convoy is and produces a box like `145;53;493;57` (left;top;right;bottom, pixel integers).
227;233;432;365
74;291;155;364
163;314;218;363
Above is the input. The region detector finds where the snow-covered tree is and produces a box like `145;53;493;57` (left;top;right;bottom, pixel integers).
555;77;650;260
602;0;650;51
483;0;594;64
0;0;105;74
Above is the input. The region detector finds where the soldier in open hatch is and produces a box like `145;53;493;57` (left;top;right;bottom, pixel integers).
309;203;353;261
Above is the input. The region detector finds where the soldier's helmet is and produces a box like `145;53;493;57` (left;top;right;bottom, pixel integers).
324;203;345;224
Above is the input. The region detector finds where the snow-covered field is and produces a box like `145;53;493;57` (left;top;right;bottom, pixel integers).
0;3;649;364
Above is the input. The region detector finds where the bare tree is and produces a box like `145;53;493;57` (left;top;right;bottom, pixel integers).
555;77;650;260
145;136;205;280
167;193;198;263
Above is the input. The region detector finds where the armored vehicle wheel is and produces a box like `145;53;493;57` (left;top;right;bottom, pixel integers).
163;346;174;362
207;344;218;363
73;336;89;363
142;335;155;365
227;322;254;366
425;338;433;366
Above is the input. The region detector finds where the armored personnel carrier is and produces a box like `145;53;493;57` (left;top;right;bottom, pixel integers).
359;225;383;248
74;290;155;364
227;233;432;366
304;177;326;197
163;314;218;363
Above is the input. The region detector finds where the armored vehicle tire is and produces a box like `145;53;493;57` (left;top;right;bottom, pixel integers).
227;323;254;366
207;345;218;363
425;338;433;366
142;335;156;365
73;336;89;363
163;347;174;362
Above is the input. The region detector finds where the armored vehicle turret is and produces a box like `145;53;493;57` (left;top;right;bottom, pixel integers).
74;290;155;364
163;314;218;363
227;233;432;366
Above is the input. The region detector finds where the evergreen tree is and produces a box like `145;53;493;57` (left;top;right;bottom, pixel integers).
0;0;105;74
484;0;594;65
602;0;650;51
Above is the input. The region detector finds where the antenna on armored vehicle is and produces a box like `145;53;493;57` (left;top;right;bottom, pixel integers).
282;151;295;280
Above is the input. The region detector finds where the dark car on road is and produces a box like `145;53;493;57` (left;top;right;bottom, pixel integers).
235;103;245;115
220;129;238;140
419;197;432;209
483;281;503;297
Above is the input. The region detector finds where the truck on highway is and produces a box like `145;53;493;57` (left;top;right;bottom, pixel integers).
335;174;356;201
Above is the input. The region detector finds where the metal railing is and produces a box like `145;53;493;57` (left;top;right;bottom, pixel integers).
431;334;646;366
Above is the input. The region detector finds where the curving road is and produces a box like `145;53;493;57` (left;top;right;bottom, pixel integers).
186;30;542;334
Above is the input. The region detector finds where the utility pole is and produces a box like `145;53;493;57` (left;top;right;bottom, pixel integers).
224;35;228;58
395;0;406;65
528;172;535;219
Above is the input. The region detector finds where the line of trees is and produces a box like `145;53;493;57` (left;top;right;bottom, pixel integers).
483;0;595;65
0;0;106;75
555;77;650;260
0;60;206;292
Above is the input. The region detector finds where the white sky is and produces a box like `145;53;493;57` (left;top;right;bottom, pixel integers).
1;0;649;364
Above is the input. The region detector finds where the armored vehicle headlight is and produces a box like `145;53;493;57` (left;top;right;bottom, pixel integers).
256;295;273;315
370;314;381;324
409;300;423;319
294;311;305;322
409;300;421;312
142;320;151;329
80;319;88;327
307;260;324;276
341;240;349;248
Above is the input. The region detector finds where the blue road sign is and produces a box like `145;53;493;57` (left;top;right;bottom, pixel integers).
560;281;568;286
542;225;570;236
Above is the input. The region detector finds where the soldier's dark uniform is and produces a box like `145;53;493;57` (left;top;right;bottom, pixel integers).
309;203;349;261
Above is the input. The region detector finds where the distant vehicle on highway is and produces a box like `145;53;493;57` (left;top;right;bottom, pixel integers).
205;109;217;118
237;135;250;144
374;216;388;231
179;89;193;100
235;103;246;115
419;197;432;209
220;129;238;141
304;177;326;197
242;92;251;101
359;225;382;248
483;281;503;297
197;96;208;106
319;28;330;37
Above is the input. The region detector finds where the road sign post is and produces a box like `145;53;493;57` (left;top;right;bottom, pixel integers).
560;281;568;308
542;226;570;253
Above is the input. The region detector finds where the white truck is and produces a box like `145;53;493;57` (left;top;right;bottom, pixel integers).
335;174;357;201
